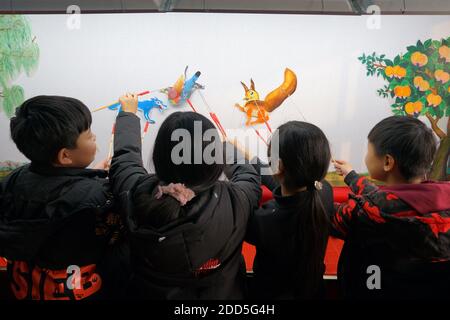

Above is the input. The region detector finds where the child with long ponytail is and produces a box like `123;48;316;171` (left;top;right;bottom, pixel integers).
242;121;333;299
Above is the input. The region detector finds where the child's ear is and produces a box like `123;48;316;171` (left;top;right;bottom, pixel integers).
272;159;285;183
277;159;285;175
55;148;74;166
250;79;255;91
383;154;395;172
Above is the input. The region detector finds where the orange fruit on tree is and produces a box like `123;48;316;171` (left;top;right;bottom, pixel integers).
394;85;411;98
404;102;415;115
403;86;411;97
427;93;442;107
438;45;450;62
413;76;430;91
393;65;406;78
435;69;450;84
413;101;423;113
404;101;422;116
398;68;407;78
419;80;430;91
393;86;402;97
413;76;423;87
411;51;428;67
385;66;394;77
418;80;429;91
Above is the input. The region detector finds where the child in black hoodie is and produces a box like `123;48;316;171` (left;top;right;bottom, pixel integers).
0;96;126;300
333;115;450;299
109;94;261;299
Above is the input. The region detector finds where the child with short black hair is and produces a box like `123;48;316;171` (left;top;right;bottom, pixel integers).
0;95;126;300
333;115;450;299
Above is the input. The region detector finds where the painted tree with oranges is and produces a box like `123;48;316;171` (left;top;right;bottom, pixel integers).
359;37;450;180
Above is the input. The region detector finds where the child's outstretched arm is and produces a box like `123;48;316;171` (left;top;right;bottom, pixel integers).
333;160;378;195
229;138;279;191
250;157;279;192
109;94;150;196
331;197;361;239
223;141;261;212
331;160;380;239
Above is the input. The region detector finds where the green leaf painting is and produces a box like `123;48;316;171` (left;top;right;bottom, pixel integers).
0;15;39;118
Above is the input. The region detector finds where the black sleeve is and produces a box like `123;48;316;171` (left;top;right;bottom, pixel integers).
319;179;334;219
109;112;153;197
245;202;276;246
0;173;6;195
223;142;261;212
245;210;259;246
318;179;342;238
250;157;280;192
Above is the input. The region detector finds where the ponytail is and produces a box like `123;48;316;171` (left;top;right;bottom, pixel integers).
274;121;331;298
294;187;330;298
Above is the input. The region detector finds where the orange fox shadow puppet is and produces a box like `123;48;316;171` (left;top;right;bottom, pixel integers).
235;68;297;126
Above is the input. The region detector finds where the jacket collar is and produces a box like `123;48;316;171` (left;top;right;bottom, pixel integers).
29;162;107;178
381;181;450;214
273;186;308;209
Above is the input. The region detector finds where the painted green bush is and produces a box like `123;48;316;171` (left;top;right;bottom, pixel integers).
0;15;39;118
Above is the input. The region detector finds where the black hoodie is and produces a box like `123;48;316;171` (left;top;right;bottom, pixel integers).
109;112;261;299
0;163;126;300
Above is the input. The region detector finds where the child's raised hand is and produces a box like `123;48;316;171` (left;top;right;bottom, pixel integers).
119;93;138;114
93;157;112;171
333;159;353;178
229;137;251;160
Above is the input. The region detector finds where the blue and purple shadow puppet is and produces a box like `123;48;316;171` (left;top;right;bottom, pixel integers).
108;97;168;123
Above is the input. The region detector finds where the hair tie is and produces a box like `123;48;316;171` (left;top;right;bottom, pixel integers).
155;183;196;206
307;180;323;191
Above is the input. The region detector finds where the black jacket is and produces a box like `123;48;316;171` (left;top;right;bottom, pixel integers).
0;163;126;300
109;112;261;300
332;171;450;299
245;158;334;299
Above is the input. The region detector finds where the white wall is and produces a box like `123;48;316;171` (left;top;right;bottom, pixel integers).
0;13;449;172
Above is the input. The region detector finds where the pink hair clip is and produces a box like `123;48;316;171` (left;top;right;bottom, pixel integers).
155;183;196;206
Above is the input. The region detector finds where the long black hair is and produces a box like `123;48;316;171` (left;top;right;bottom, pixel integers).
270;121;331;298
134;111;224;228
